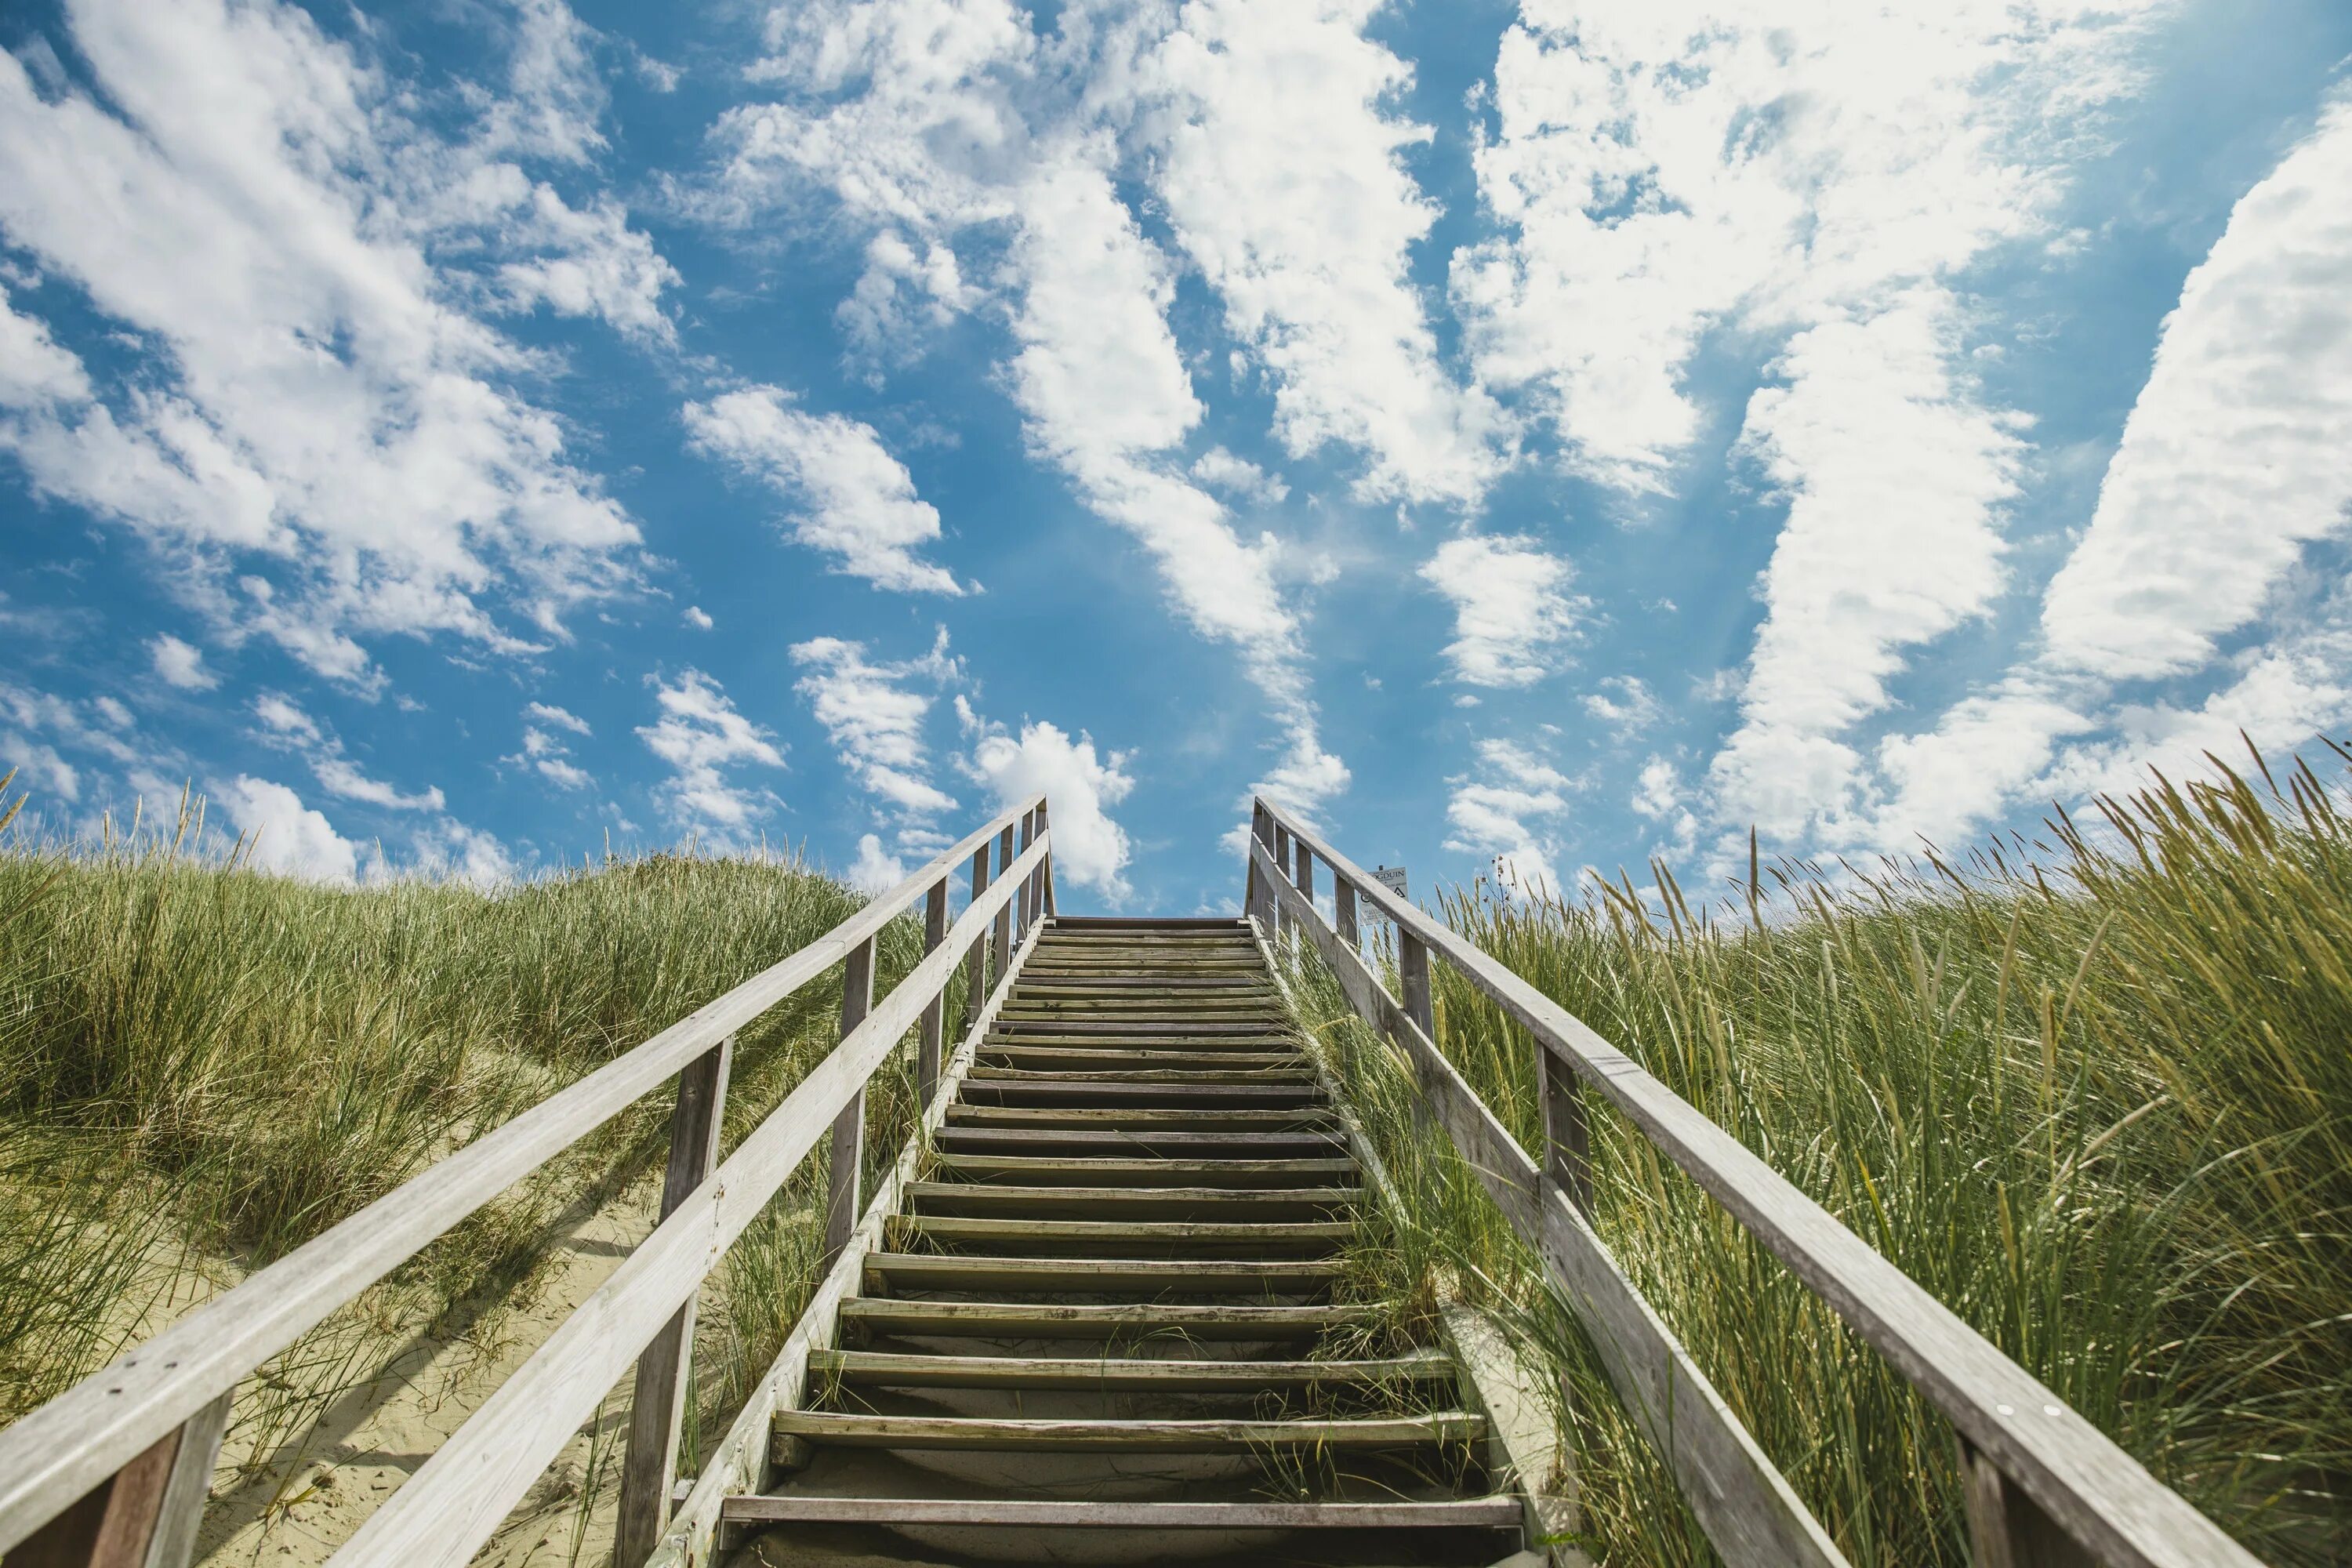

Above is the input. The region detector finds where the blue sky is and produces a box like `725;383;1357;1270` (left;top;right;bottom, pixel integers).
2;0;2349;914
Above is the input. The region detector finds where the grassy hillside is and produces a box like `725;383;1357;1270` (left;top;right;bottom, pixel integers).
1294;753;2349;1567
0;783;937;1501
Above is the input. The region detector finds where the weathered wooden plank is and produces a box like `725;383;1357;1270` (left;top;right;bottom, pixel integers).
859;1254;1344;1294
821;936;874;1267
717;1496;1519;1530
0;797;1044;1559
885;1214;1354;1254
770;1410;1484;1454
931;1154;1358;1186
329;836;1051;1568
835;1298;1373;1341
612;1038;731;1567
809;1349;1450;1390
904;1181;1362;1214
1254;802;2257;1568
1253;840;1847;1568
917;878;949;1110
641;913;1048;1568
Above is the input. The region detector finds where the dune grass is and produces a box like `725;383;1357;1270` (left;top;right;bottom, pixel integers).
0;779;943;1521
1284;750;2350;1567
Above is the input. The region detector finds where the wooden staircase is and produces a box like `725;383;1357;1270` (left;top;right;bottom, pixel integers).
722;916;1530;1566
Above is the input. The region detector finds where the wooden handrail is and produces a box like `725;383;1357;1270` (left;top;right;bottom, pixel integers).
0;795;1045;1564
1249;796;2263;1568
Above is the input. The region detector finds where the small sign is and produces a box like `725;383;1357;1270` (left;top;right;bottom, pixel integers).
1370;865;1407;900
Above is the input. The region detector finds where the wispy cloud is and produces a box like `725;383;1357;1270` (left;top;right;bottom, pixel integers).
635;670;786;837
1419;534;1584;688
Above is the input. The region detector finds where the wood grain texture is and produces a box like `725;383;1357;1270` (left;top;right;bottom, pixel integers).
639;915;1047;1568
328;837;1050;1568
0;798;1043;1559
716;1495;1521;1529
612;1039;731;1567
1252;839;1846;1568
768;1410;1484;1453
1252;801;2265;1568
822;937;875;1267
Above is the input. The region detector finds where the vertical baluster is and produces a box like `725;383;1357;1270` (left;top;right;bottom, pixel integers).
1961;1443;2095;1568
989;823;1015;978
1335;877;1359;949
917;879;949;1111
1015;808;1036;938
1245;803;1270;931
1539;1047;1592;1218
965;845;991;1034
1271;822;1293;942
1035;799;1055;917
1399;929;1433;1041
15;1388;235;1568
822;941;874;1266
1294;837;1314;918
613;1037;732;1566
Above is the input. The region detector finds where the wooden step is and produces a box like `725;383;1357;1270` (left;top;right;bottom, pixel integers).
956;1080;1323;1108
1011;981;1280;996
945;1105;1338;1128
862;1252;1344;1295
811;1348;1450;1390
933;1153;1359;1186
888;1214;1355;1254
837;1298;1376;1342
720;1494;1519;1530
964;1066;1316;1086
772;1410;1485;1454
994;1019;1288;1036
934;1129;1345;1157
978;1046;1301;1071
906;1181;1363;1218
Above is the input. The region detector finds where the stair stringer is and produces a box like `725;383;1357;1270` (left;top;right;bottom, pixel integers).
646;915;1050;1568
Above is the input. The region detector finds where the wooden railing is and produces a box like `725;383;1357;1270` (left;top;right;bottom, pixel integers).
1243;796;2262;1568
0;795;1055;1568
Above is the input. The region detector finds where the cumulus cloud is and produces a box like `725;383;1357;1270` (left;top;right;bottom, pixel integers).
252;691;445;810
1584;675;1663;739
1132;0;1508;507
214;775;361;884
791;630;961;820
844;832;907;895
636;670;786;837
1418;534;1584;688
961;711;1137;902
683;604;714;630
684;385;963;594
1189;447;1288;506
513;707;594;791
0;0;670;684
148;633;218;691
1443;737;1576;898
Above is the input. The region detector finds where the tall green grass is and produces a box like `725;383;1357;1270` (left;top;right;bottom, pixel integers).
0;780;943;1517
1285;751;2350;1567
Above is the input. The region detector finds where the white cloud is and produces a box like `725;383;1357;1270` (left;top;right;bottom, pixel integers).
1133;0;1508;506
683;386;964;594
2042;96;2352;683
683;604;714;630
1861;96;2352;851
0;281;89;407
1443;736;1576;898
1584;675;1662;739
635;670;786;837
1189;446;1289;506
402;817;519;889
253;691;444;810
961;713;1137;902
1711;289;2027;836
148;633;218;691
252;693;324;747
843;832;906;895
526;701;591;735
1418;533;1584;688
214;775;361;884
790;630;960;818
0;0;664;683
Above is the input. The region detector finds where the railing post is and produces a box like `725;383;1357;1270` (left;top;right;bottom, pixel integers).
989;824;1015;979
13;1388;234;1568
1036;800;1055;916
822;941;874;1266
1335;877;1359;949
1015;808;1036;938
1293;837;1313;917
1962;1443;2096;1568
1539;1046;1593;1218
612;1036;731;1567
917;878;949;1111
1399;929;1433;1042
1271;822;1293;942
965;844;992;1035
1244;803;1269;931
